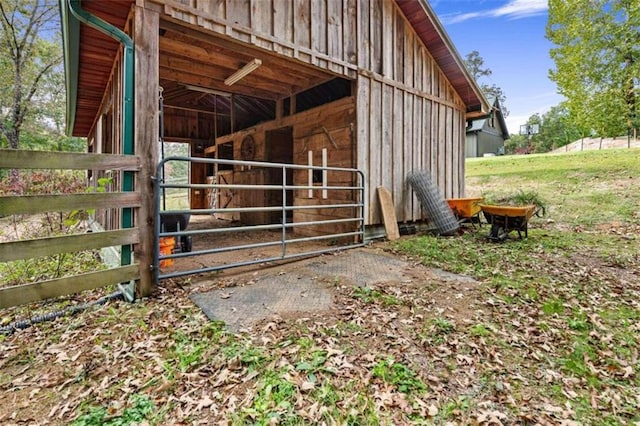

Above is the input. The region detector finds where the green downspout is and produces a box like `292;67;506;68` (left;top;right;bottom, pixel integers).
67;0;134;267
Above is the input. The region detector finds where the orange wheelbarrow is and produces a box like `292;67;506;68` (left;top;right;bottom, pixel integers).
446;197;484;227
479;204;543;241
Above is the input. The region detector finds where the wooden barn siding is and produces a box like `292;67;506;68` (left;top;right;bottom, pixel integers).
146;0;358;78
356;1;466;224
145;0;467;225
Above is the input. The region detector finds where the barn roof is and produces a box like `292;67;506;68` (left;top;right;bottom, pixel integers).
61;0;489;137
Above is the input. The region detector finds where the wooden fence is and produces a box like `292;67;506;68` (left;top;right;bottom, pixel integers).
0;149;142;309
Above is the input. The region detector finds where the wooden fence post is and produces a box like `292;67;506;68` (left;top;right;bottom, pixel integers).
134;5;159;297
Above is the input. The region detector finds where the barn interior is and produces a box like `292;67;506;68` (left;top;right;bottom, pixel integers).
157;18;359;235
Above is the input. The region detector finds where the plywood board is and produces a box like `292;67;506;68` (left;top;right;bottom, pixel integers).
377;186;399;241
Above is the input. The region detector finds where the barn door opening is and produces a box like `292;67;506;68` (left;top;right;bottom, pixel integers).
266;127;294;222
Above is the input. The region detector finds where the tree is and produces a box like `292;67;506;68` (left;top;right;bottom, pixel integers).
506;105;590;154
537;104;586;151
547;0;640;138
463;50;509;117
0;0;62;150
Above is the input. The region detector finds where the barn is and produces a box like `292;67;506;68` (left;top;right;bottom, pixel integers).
60;0;489;280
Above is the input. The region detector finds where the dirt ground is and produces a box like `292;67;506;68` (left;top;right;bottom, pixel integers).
159;214;357;278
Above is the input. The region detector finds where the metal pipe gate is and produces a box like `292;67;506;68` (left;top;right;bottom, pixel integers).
153;156;365;283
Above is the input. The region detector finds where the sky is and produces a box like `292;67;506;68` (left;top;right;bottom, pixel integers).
430;0;565;135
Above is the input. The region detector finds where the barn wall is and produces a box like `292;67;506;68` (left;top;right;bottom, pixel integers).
143;0;469;226
356;1;467;224
144;0;358;79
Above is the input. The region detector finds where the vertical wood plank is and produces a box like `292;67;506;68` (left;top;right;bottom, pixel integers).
403;91;413;220
274;0;293;50
377;186;400;240
344;0;357;65
460;111;466;197
253;0;273;40
311;0;327;55
437;104;446;193
322;148;328;199
371;0;382;74
357;0;370;69
134;5;159;296
227;0;251;27
392;87;403;220
369;79;382;224
412;96;422;220
404;24;414;88
327;0;342;73
381;0;393;77
430;100;438;183
381;83;393;204
356;75;370;223
445;106;452;198
452;108;458;198
394;8;404;84
293;0;311;50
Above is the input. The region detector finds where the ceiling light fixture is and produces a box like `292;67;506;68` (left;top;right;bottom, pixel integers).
224;58;262;86
183;84;232;97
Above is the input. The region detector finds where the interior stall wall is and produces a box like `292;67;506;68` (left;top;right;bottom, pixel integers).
355;0;467;225
214;97;356;232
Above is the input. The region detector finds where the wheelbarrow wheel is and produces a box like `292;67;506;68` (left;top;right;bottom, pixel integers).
488;224;508;242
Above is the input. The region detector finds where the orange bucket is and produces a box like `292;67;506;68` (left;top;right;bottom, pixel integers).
159;237;175;268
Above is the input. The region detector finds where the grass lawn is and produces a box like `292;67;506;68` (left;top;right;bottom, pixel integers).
1;149;639;424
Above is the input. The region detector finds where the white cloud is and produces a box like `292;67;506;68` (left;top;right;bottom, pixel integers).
492;0;547;18
441;0;547;24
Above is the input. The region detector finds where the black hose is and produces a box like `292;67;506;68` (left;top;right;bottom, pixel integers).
0;290;124;336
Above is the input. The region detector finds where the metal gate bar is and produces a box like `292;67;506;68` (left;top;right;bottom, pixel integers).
154;156;365;283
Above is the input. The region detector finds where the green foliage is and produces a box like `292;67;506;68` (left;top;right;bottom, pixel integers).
547;0;640;137
463;50;509;116
233;369;302;425
71;393;157;426
0;250;104;287
0;0;64;150
482;189;546;212
0;169;86;196
351;286;401;306
372;357;427;395
0;170;106;286
466;149;640;226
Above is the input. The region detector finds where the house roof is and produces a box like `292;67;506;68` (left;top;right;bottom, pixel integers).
61;0;490;137
467;97;510;137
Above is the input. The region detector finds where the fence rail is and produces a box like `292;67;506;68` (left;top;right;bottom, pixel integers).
0;149;141;309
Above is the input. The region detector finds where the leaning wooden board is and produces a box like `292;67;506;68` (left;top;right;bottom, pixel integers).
377;186;400;241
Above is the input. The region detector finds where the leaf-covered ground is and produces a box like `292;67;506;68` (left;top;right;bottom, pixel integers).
1;149;639;425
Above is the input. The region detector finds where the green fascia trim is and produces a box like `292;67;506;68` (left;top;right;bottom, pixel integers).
58;0;80;136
